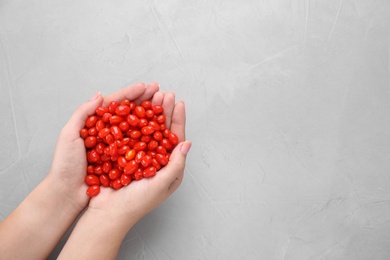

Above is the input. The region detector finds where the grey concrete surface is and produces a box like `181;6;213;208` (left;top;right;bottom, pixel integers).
1;0;390;259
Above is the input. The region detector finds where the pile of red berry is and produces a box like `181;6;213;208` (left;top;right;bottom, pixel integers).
80;99;179;197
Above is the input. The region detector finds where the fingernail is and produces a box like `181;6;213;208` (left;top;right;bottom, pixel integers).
89;91;101;101
180;141;192;155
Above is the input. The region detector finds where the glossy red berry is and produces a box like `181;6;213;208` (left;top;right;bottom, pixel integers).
86;185;100;197
85;116;98;128
84;136;97;148
115;105;131;116
143;166;157;178
134;106;145;118
85;175;100;186
100;174;110;187
152;105;164;115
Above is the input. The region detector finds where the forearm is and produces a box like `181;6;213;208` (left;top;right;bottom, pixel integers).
0;175;84;259
58;208;135;260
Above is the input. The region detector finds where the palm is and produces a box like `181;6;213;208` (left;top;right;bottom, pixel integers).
50;135;90;207
89;177;161;222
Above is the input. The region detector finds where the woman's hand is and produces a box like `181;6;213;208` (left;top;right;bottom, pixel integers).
49;82;158;211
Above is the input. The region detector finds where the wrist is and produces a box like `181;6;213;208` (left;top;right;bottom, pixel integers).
85;205;138;232
44;174;88;216
57;206;135;260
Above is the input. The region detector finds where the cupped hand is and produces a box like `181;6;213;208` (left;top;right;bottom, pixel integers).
87;90;191;228
49;82;159;211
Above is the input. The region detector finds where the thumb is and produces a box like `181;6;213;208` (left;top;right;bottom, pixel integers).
62;92;103;140
157;141;192;191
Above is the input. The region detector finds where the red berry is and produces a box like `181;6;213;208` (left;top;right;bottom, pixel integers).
115;105;131;116
153;131;163;141
134;106;145;118
141;126;154;136
156;115;166;124
111;178;123;190
84;136;97;148
145;109;154;119
143;166;157;178
85;175;100;186
80;128;88;139
100;174;110;187
109;168;121;180
110;115;124;125
95;120;105;131
133;142;146;151
152;105;164;115
141;155;152;168
127;114;139;127
85;116;98;128
121;174;132;186
168;132;179;146
86;185;100;197
124;160;138;175
125;149;136;161
130;130;141;139
155;153;168;166
141;100;152;109
111;125;123;140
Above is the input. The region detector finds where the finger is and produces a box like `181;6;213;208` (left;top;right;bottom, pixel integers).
63;92;103;140
162;92;175;128
151;91;164;106
170;101;186;142
102;82;146;106
152;141;191;192
133;82;160;105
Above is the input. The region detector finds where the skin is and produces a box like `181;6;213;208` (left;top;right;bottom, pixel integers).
0;82;191;260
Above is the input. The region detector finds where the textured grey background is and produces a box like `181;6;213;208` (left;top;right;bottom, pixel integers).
1;0;390;259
